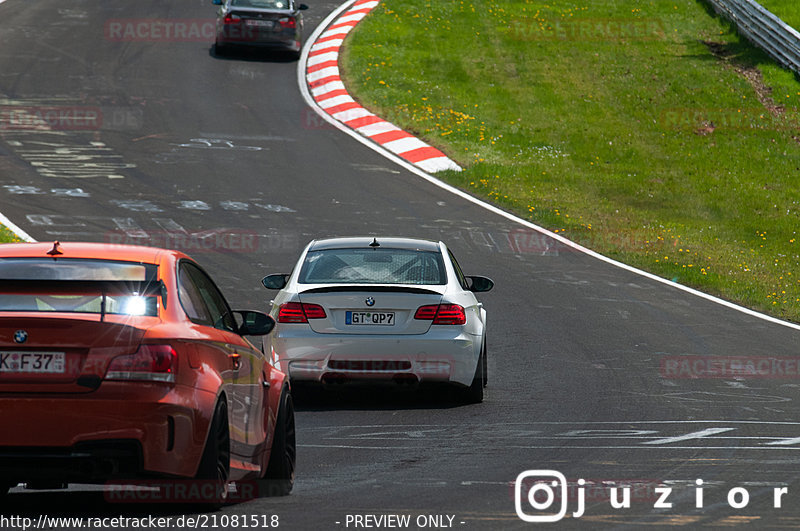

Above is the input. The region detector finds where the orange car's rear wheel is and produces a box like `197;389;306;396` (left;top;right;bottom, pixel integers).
195;398;230;505
259;387;295;496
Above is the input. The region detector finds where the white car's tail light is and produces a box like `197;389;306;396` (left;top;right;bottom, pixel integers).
414;304;466;325
106;344;177;383
278;302;327;323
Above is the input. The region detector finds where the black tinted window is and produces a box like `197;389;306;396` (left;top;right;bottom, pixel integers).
178;263;213;324
448;250;469;290
178;262;235;331
299;249;446;285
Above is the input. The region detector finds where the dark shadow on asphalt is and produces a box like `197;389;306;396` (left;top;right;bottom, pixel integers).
292;383;477;411
0;489;217;517
208;44;299;63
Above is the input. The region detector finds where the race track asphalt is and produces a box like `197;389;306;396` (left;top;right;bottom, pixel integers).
1;1;800;528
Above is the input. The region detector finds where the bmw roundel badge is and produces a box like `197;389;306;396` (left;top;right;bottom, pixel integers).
13;330;28;344
365;297;375;307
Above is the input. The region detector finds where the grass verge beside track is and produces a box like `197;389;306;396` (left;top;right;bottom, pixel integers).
341;0;800;322
0;225;22;244
758;1;800;31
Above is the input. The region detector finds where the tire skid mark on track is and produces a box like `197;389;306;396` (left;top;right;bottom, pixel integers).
304;0;461;173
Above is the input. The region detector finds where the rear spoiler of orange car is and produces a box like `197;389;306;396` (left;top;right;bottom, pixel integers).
0;280;167;321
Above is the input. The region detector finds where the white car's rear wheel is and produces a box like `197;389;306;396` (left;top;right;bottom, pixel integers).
482;340;488;387
461;346;485;404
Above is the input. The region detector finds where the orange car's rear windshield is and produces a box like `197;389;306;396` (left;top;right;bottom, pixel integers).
0;258;160;317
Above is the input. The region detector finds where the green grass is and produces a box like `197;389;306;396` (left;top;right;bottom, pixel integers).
341;0;800;321
758;1;800;30
0;225;22;244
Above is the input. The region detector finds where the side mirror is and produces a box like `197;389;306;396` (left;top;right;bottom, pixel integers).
233;310;276;336
212;0;223;5
467;275;494;293
262;273;289;290
299;3;309;9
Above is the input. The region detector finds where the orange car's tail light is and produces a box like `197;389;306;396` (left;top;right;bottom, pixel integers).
414;304;466;325
277;302;326;323
106;344;177;383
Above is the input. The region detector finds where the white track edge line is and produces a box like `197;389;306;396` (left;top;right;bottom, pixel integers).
302;2;800;333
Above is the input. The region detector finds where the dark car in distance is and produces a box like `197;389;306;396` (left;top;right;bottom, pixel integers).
213;0;308;58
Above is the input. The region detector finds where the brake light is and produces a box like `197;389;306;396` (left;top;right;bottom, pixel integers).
277;302;326;323
303;304;327;319
414;305;438;320
224;13;241;24
414;304;466;325
106;344;176;383
279;17;296;28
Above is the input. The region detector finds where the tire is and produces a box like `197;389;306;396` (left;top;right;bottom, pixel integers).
482;339;488;388
215;42;227;56
195;398;230;507
259;387;296;496
461;346;485;404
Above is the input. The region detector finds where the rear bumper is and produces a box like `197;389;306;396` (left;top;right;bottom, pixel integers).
273;328;481;387
0;382;216;483
0;440;142;485
216;28;301;51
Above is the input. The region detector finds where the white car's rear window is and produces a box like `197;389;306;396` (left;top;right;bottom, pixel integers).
298;249;446;285
231;0;289;8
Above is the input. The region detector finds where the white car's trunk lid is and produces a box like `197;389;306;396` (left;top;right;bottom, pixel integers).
298;285;445;335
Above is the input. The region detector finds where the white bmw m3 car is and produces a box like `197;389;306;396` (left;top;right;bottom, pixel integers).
261;237;493;403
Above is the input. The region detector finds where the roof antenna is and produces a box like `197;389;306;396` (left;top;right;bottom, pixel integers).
46;241;63;257
369;238;380;248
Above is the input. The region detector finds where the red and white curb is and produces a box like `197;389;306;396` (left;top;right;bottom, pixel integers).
303;0;461;174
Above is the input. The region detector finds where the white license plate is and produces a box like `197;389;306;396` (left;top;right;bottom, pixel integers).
0;351;66;374
246;19;274;28
346;311;395;326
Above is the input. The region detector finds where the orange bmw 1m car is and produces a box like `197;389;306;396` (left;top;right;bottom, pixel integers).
0;242;295;504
